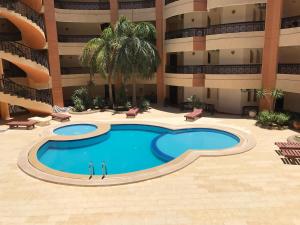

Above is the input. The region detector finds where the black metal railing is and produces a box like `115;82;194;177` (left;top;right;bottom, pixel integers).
0;32;22;41
2;60;27;77
165;27;206;39
0;41;49;68
166;64;262;74
281;16;300;29
165;21;265;39
58;35;98;43
54;0;110;10
61;67;90;74
278;64;300;74
0;77;52;105
206;21;265;35
0;0;45;31
119;0;155;9
165;0;178;5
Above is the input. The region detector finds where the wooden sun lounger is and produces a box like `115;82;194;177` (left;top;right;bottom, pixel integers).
281;149;300;158
51;113;71;122
7;120;37;130
126;108;139;118
184;108;203;121
275;142;300;150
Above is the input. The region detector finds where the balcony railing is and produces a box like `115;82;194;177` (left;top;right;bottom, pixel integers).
0;77;52;105
165;0;178;5
2;61;27;77
278;64;300;74
165;27;206;39
165;21;265;39
61;67;90;75
58;35;99;43
281;16;300;29
0;41;49;68
0;32;22;41
119;0;155;9
166;64;262;74
54;0;110;10
0;0;45;31
206;21;265;35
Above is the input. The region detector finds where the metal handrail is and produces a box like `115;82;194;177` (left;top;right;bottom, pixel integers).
58;34;98;43
278;64;300;74
166;64;262;74
0;41;49;68
0;77;52;105
165;21;265;39
119;0;155;9
0;32;22;41
54;0;110;10
281;16;300;29
61;67;90;74
0;0;45;31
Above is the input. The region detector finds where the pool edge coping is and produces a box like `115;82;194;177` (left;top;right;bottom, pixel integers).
18;121;256;187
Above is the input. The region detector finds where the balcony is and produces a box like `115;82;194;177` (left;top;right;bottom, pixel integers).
54;1;110;10
61;67;90;75
58;35;98;43
165;28;206;40
278;64;300;74
166;64;262;74
119;0;155;9
206;21;265;35
281;16;300;29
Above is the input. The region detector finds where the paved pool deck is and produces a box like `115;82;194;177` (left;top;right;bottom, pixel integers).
0;106;299;225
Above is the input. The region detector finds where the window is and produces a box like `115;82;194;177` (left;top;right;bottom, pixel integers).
247;90;251;102
253;89;257;102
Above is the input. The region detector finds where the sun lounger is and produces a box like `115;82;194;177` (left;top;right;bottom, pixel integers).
7;120;37;130
281;149;300;158
184;108;203;121
29;116;52;126
51;113;71;122
126;108;139;118
275;142;300;150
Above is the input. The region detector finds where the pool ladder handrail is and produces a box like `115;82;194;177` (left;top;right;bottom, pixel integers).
101;161;107;179
88;161;94;179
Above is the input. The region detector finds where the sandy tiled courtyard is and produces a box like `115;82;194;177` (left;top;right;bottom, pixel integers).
0;107;300;225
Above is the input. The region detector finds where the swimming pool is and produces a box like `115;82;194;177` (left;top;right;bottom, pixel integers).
53;124;97;136
37;124;239;176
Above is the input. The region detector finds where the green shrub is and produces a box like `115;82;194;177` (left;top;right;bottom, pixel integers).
71;87;93;111
93;96;106;109
72;97;85;112
275;113;290;126
257;111;290;127
139;99;150;111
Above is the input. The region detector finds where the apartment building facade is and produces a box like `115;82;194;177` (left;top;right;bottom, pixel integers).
0;0;299;119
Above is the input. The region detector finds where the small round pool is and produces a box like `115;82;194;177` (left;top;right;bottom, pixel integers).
54;124;97;136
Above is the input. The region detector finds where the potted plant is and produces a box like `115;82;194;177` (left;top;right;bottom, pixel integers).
293;119;300;130
249;109;257;118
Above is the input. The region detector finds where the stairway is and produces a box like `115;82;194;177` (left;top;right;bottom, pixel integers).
0;77;53;114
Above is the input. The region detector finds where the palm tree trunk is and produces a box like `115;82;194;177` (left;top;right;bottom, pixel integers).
108;75;113;105
132;75;137;107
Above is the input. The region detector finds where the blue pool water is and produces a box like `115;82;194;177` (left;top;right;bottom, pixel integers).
54;124;97;136
38;124;239;175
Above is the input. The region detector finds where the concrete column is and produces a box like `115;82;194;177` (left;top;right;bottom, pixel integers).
156;0;165;104
0;59;10;120
110;0;119;25
44;0;64;106
260;0;283;111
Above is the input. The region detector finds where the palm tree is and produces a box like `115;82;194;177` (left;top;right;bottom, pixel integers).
80;27;116;105
256;88;284;111
114;17;160;106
